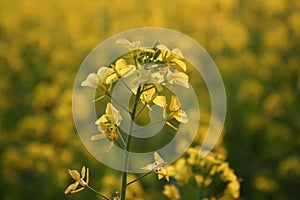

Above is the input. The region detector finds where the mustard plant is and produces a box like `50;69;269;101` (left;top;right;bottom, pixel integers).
65;38;240;200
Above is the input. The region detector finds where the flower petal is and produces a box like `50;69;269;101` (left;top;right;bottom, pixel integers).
116;38;140;49
153;96;166;108
106;103;123;126
68;169;81;180
174;110;188;124
141;164;154;171
158;174;164;180
172;48;184;58
105;73;118;84
97;67;114;81
81;73;99;88
64;182;78;194
115;59;134;77
169;95;181;112
174;59;187;72
154;152;165;165
95;115;108;125
166;121;178;130
156;44;170;52
168;71;189;88
70;186;84;193
91;133;106;141
81;166;86;179
140;87;156;105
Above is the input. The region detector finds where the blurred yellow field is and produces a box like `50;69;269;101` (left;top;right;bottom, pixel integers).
0;0;299;199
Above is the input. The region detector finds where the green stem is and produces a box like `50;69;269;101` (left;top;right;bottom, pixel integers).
119;77;135;95
126;171;152;186
120;86;143;200
134;104;146;119
86;185;110;200
107;93;131;114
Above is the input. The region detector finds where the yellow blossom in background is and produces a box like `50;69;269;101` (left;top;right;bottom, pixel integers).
227;180;240;199
199;152;222;167
167;158;192;184
195;174;204;185
253;175;277;192
164;147;241;199
186;147;199;165
2;0;299;199
163;184;180;200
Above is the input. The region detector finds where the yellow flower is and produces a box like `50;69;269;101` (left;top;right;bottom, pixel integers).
140;86;156;109
106;59;135;83
167;69;189;88
168;158;192;184
64;166;89;194
186;147;199;165
168;95;188;123
115;38;141;50
140;86;166;110
199;152;223;167
156;44;187;72
142;152;169;181
150;67;168;84
227;180;240;198
216;163;230;177
155;45;189;88
195;174;204;185
166;95;188;130
203;177;213;186
91;103;122;150
153;95;167;109
163;184;180;200
131;65;168;86
81;73;99;88
99;67;116;85
81;67;115;91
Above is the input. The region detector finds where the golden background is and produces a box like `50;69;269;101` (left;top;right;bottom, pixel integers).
0;0;299;199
